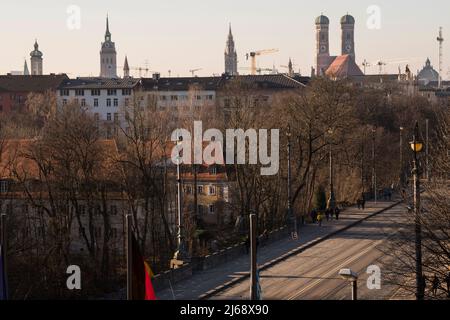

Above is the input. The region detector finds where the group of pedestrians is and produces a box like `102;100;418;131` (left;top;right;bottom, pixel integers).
310;207;341;227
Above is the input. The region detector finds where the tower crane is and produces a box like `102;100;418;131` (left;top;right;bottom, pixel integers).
246;49;279;75
239;67;273;75
118;65;152;77
189;68;202;77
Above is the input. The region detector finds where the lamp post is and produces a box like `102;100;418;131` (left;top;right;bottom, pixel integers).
339;268;358;300
410;121;424;300
327;129;336;211
172;135;190;268
400;126;404;186
286;125;297;239
372;127;377;203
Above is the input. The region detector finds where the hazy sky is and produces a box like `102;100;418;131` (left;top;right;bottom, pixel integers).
1;0;449;78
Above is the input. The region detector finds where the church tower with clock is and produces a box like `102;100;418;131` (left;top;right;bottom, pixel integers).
100;15;118;78
341;14;355;60
316;15;331;76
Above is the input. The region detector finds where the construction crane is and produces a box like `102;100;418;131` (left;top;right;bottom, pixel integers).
239;67;273;75
362;58;420;75
361;59;371;75
437;27;444;88
246;49;279;75
118;65;151;77
189;68;202;77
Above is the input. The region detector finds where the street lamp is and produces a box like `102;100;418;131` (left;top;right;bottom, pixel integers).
339;268;358;300
171;135;190;268
286;125;298;239
372;127;377;203
410;121;424;300
327;128;336;210
399;126;404;186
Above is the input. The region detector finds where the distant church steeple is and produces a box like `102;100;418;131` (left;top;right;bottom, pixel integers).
123;56;130;78
224;24;238;75
24;60;30;76
100;15;118;78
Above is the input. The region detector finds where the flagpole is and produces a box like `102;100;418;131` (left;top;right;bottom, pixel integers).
126;213;132;301
1;213;8;300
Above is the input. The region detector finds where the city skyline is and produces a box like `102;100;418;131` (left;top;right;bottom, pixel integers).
1;0;449;78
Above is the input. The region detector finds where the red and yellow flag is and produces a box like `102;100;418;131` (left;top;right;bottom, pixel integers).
131;233;157;300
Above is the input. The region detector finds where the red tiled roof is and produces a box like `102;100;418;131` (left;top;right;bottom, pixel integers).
325;55;364;78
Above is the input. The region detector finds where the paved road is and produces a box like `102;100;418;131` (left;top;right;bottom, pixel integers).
210;202;412;300
157;200;406;300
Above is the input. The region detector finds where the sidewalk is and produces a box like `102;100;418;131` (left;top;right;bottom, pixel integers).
156;200;401;300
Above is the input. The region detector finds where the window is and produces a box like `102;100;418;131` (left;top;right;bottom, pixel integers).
124;98;129;106
91;89;101;96
224;98;230;107
122;89;131;96
185;185;192;194
198;186;204;194
107;113;112;121
114;113;119;123
60;89;69;96
107;89;117;96
74;98;79;105
210;166;217;175
111;227;118;239
209;205;215;214
62;99;67;106
114;98;118;107
81;99;86;107
94;98;99;107
207;95;214;100
209;186;216;195
198;205;204;216
110;205;118;216
75;89;84;96
107;99;111;107
0;181;8;193
171;95;178;101
94;113;99;121
196;95;202;100
160;95;167;101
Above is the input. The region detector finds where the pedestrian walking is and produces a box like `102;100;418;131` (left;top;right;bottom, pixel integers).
317;212;323;227
361;197;366;210
334;207;341;220
311;209;318;224
325;208;330;221
432;274;440;297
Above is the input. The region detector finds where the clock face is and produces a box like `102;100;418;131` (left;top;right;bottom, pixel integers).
320;45;327;53
345;44;352;52
105;43;110;48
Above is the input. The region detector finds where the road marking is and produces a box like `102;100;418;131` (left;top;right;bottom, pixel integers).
287;239;385;300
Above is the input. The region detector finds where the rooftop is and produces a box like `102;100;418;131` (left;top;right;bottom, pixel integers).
0;74;68;92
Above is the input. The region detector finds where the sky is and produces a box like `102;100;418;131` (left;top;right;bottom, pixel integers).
1;0;449;78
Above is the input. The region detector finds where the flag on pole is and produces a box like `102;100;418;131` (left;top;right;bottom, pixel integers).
0;244;7;300
131;233;156;300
